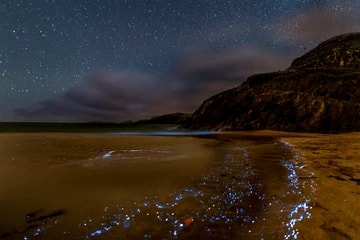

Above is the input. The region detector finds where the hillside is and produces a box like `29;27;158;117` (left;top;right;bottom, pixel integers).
183;33;360;133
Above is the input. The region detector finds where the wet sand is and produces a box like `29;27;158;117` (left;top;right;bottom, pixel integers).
0;131;317;239
1;131;358;239
280;132;360;240
0;133;217;239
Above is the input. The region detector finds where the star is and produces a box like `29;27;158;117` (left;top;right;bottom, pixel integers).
0;0;359;121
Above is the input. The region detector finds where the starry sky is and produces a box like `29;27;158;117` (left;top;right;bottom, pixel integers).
1;0;360;122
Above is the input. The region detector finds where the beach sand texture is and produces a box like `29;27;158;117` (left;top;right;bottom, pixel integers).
281;133;360;240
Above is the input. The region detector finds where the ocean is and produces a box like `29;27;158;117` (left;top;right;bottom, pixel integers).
0;128;316;239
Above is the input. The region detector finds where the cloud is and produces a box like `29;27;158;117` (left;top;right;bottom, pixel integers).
15;71;169;121
175;47;290;83
15;47;291;122
273;1;360;45
172;46;291;103
8;0;360;122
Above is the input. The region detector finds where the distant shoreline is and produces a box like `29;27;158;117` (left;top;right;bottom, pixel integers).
0;122;177;133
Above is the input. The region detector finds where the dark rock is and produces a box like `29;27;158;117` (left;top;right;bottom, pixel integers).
26;209;66;223
328;175;347;181
349;177;360;185
339;166;356;177
290;33;360;70
25;209;44;220
183;33;360;133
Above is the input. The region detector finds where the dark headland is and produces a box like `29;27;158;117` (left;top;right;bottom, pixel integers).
183;33;360;133
0;113;191;133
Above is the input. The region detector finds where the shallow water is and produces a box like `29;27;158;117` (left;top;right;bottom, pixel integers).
0;132;316;239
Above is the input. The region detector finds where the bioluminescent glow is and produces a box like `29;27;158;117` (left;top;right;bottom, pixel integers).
281;141;316;240
14;137;316;239
111;131;217;137
102;151;115;158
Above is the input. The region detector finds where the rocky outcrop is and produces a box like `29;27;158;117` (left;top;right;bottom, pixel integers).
183;33;360;133
290;33;360;70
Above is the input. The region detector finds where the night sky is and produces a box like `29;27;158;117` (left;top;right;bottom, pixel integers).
1;0;360;122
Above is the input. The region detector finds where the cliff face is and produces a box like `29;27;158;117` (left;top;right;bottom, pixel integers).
183;33;360;133
290;33;360;70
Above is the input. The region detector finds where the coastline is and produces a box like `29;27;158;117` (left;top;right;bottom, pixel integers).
280;132;360;239
0;130;359;239
214;130;360;239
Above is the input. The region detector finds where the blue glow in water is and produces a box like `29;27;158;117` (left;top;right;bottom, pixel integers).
243;215;252;222
111;131;216;137
123;217;131;229
102;151;115;158
110;220;120;226
175;194;183;201
155;203;166;209
281;141;316;240
184;188;195;193
149;131;216;136
37;139;315;240
33;228;42;237
90;230;102;237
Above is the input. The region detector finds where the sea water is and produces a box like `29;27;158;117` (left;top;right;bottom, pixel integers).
0;131;315;239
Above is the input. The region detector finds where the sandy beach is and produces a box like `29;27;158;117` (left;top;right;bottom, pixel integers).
280;133;360;240
0;131;359;239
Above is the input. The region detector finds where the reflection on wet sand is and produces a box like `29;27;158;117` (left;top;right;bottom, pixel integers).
281;133;360;240
0;132;316;239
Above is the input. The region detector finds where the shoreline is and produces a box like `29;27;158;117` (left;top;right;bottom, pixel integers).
213;130;360;239
280;133;360;239
0;130;359;238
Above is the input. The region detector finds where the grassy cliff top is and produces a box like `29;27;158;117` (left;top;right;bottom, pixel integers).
289;33;360;70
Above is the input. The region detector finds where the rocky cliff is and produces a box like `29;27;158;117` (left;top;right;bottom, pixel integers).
183;33;360;133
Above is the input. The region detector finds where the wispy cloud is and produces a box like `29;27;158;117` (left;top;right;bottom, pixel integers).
15;46;290;122
175;47;290;82
15;71;164;121
273;1;360;46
